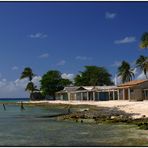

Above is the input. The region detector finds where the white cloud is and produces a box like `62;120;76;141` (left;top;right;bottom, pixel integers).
111;61;121;67
29;32;48;39
75;56;92;60
61;73;74;80
32;76;42;88
132;67;138;75
137;72;147;80
105;12;116;19
12;66;19;70
112;75;121;85
0;76;41;98
114;36;136;44
57;60;66;66
39;53;49;58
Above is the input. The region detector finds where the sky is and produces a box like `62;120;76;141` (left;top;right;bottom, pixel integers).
0;1;147;98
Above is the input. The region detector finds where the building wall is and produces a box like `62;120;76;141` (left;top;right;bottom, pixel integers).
132;89;143;101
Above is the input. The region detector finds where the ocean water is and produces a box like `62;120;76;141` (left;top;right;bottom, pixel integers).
0;98;29;103
0;103;148;146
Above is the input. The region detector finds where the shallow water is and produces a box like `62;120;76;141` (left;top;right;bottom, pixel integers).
0;104;148;146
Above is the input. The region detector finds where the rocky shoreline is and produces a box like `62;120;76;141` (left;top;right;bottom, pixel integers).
17;101;148;130
55;105;148;130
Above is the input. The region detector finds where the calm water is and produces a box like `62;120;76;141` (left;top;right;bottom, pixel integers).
0;101;148;146
0;98;29;103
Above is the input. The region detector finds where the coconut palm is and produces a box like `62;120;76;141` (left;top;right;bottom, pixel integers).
20;67;36;99
25;82;38;93
140;32;148;49
118;61;135;83
136;55;148;79
20;67;35;81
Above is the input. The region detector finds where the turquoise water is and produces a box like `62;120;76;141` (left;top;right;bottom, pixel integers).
0;104;148;146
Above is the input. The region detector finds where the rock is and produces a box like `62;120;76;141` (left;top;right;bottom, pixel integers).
79;108;89;112
142;115;146;118
110;116;116;119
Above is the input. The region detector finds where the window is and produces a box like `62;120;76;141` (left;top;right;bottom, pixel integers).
130;89;134;93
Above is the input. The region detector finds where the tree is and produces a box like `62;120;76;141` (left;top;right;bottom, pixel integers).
40;70;72;99
20;67;35;81
74;66;113;86
140;32;148;49
20;67;36;99
136;55;148;79
118;61;135;83
25;82;38;93
60;79;72;86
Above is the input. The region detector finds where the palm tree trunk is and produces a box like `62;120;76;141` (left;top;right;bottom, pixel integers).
146;73;148;79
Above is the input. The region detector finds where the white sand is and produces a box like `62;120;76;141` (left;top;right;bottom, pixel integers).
25;100;148;119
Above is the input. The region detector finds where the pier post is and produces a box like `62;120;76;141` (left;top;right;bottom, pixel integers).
3;104;6;110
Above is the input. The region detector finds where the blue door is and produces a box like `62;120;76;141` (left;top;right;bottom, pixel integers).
99;92;109;101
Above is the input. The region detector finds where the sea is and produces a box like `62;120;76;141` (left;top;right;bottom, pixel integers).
0;98;29;103
0;98;147;146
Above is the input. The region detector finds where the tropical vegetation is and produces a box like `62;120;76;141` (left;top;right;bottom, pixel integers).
20;67;37;98
74;66;113;86
140;32;148;49
136;55;148;79
40;70;72;99
117;61;135;83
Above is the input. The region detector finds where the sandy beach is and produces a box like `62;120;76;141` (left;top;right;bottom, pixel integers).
26;100;148;119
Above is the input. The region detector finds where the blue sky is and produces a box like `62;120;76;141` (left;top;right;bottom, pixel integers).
0;2;147;97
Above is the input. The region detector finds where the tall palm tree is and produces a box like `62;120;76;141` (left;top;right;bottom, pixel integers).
118;61;135;83
140;32;148;49
20;67;35;81
136;55;148;79
20;67;36;99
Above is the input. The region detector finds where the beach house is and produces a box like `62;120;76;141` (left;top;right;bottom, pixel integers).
56;79;148;101
118;79;148;101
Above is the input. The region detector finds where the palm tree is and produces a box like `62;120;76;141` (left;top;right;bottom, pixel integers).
20;67;36;99
25;82;38;94
140;32;148;49
118;61;135;83
20;67;35;81
136;55;148;79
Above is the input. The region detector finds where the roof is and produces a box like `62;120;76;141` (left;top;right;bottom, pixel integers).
57;85;118;93
64;86;83;92
118;79;148;87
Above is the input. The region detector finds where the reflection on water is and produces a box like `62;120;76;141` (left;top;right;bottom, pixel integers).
0;104;147;146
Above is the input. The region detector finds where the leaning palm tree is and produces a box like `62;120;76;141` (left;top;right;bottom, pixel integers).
20;67;35;81
140;32;148;49
118;61;135;83
136;55;148;79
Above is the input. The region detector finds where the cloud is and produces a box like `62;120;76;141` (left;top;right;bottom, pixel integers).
137;72;147;80
29;33;48;39
39;53;49;58
105;12;117;19
112;75;122;85
132;67;138;75
114;36;136;44
111;61;121;67
56;60;66;66
61;73;74;80
75;56;92;60
0;76;41;98
12;66;19;70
